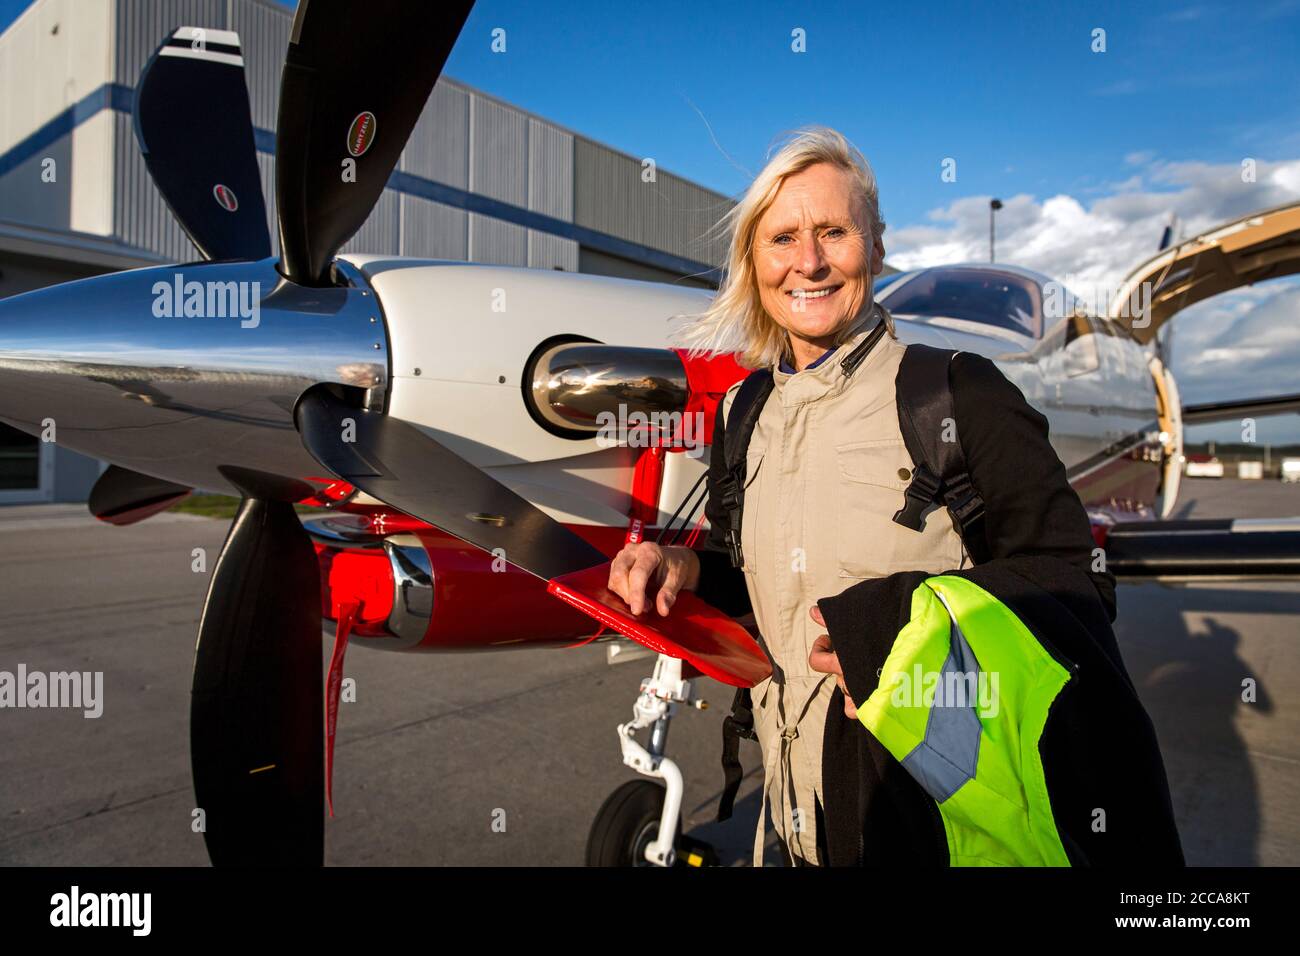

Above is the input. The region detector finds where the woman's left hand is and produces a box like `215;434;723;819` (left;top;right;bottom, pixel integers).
808;604;858;720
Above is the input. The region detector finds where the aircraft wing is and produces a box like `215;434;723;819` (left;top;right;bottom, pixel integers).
1102;518;1300;581
1181;393;1300;425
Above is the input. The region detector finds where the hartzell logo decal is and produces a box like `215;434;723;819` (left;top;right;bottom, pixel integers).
212;183;238;212
347;111;376;157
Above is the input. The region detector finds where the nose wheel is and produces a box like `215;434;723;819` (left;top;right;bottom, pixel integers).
586;780;679;867
586;780;720;867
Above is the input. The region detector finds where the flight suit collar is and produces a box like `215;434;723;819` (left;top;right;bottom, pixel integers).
771;303;892;406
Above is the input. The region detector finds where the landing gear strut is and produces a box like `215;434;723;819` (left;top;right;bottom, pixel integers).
585;654;717;867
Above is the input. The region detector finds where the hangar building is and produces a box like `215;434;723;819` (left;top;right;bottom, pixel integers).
0;0;734;504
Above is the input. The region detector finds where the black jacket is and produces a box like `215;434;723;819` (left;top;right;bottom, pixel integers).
817;555;1184;866
693;350;1178;865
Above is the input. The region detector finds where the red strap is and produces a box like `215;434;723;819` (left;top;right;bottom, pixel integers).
626;445;666;544
325;602;358;818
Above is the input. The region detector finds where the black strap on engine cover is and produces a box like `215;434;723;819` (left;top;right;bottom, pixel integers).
892;344;991;565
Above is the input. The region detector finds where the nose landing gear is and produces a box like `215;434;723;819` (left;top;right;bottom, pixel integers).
584;654;719;867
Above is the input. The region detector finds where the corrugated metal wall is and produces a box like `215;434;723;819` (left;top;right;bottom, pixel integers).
402;82;470;190
255;149;278;258
528;120;572;220
574;136;732;270
468;213;527;266
92;0;726;274
401;195;467;261
340;189;399;257
470;96;528;208
228;0;290;133
527;118;577;269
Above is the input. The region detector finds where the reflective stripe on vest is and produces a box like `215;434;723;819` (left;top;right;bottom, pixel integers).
856;575;1073;866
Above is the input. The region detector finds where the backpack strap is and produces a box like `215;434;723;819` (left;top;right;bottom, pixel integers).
712;369;772;823
717;684;758;822
892;345;991;565
714;369;775;569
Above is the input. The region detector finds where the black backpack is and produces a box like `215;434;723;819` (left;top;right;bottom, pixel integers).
715;321;992;823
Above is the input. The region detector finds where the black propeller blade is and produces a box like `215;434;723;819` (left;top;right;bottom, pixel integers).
297;387;608;581
133;27;271;261
275;0;474;285
88;465;191;525
191;494;324;866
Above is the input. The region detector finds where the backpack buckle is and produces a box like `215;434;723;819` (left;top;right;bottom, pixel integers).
892;463;942;531
944;473;985;526
724;527;744;568
716;469;747;567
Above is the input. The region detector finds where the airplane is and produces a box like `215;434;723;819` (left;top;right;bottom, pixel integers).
1;0;1299;868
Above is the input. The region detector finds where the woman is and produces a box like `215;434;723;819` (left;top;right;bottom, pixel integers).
606;127;1119;866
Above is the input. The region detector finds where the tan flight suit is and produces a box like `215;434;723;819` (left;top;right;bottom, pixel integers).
719;305;968;865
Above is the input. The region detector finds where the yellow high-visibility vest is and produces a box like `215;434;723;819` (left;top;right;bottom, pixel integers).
857;575;1075;866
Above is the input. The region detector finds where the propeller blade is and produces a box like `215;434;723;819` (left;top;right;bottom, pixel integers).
133;27;272;262
88;465;191;525
296;387;608;582
192;496;324;866
274;0;474;285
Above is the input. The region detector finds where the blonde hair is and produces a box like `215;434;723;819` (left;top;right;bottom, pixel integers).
674;126;892;369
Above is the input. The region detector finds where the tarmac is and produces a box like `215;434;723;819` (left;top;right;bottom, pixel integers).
0;478;1296;866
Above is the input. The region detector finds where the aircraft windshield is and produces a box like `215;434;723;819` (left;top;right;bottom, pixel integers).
879;268;1041;336
873;273;908;296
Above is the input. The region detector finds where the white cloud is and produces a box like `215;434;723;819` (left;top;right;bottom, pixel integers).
1172;282;1300;404
884;156;1300;314
883;157;1300;422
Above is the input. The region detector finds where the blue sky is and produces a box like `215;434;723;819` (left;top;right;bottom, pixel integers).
3;0;1299;440
438;0;1300;226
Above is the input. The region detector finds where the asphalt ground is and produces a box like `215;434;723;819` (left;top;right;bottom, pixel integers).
0;476;1296;866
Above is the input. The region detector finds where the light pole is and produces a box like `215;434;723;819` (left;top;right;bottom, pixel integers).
989;198;1003;263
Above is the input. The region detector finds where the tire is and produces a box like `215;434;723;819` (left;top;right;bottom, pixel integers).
585;779;679;867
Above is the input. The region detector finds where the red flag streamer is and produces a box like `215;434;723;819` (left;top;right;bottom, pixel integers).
325;601;358;818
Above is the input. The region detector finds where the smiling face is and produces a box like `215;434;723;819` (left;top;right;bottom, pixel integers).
752;162;885;368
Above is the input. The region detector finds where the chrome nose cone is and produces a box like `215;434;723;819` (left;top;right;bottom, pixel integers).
0;257;388;495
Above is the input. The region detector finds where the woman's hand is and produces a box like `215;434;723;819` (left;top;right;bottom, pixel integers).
607;542;701;617
808;604;858;719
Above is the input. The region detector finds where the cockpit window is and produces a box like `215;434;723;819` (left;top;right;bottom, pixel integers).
879;268;1041;336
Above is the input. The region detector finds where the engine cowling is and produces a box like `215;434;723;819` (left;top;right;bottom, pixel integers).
306;513;605;651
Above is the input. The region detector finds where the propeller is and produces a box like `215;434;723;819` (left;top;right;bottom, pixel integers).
133;27;271;261
88;465;191;526
275;0;475;286
297;386;607;581
191;490;324;866
175;0;474;865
